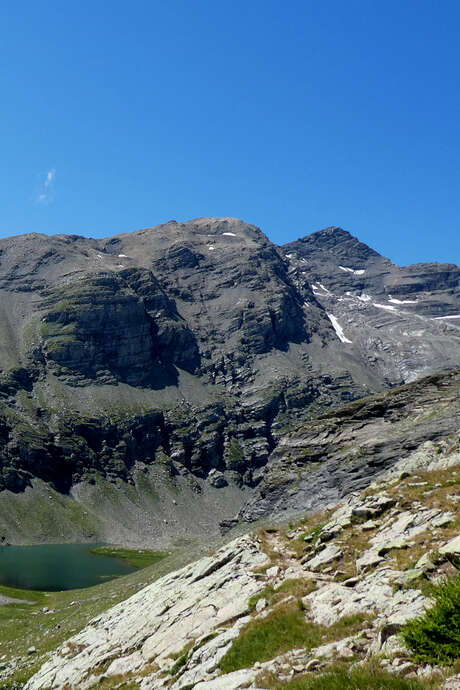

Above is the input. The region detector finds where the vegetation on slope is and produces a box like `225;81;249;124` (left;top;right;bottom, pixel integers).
402;572;460;665
219;601;367;673
89;546;168;569
264;664;432;690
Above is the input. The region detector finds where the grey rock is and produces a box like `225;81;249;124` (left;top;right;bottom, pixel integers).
432;515;453;528
193;669;257;689
207;470;228;489
255;597;267;612
356;550;384;572
352;495;396;520
304;567;428;628
396;569;423;586
440;534;460;557
238;372;460;525
377;539;409;556
304;544;343;572
266;565;281;578
305;658;321;671
443;674;460;690
415;553;436;572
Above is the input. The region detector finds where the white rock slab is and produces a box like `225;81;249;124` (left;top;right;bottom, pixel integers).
25;536;268;690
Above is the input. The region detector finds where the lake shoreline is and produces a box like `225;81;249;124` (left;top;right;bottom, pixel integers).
0;543;138;592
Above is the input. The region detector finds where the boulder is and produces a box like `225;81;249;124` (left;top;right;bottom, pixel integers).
377;539;409;556
304;544;343;572
439;535;460;558
356;549;384;572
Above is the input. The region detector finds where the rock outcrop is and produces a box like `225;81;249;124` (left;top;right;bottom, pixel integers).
238;368;460;522
24;536;269;689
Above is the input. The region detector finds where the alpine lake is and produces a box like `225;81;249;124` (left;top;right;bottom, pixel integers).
0;543;168;591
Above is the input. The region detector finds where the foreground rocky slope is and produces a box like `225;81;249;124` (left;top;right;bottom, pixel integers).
23;424;460;689
0;218;458;543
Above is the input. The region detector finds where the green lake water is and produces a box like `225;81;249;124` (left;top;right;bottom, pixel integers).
0;543;137;591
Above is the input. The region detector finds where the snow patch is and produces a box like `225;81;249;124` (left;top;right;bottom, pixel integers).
326;313;353;344
222;232;236;237
403;330;425;337
338;265;365;275
344;291;372;302
388;295;417;304
373;303;398;312
118;254;128;258
312;283;332;296
208;246;215;251
434;314;460;320
285;253;294;259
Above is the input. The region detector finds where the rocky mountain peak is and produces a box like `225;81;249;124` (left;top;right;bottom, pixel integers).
283;225;385;266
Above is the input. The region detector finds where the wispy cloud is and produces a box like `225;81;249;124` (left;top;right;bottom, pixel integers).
37;168;56;204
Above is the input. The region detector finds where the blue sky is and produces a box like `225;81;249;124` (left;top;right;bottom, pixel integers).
1;1;459;265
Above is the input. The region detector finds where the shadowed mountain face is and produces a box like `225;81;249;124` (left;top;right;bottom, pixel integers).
0;218;458;543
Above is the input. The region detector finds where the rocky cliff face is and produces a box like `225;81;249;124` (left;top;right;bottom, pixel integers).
0;218;458;542
238;369;460;524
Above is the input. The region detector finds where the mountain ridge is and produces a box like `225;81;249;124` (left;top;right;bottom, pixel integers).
0;217;458;544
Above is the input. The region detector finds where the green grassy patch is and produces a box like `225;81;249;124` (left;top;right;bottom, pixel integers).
90;546;168;569
248;585;275;610
169;633;218;677
0;583;46;604
219;602;367;673
300;524;325;546
170;642;194;676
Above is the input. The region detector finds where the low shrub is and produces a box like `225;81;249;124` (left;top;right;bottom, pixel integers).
402;572;460;664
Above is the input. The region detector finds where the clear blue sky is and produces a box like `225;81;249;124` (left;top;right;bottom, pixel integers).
1;1;459;265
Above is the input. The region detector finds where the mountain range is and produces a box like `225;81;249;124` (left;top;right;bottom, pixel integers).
0;217;458;545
